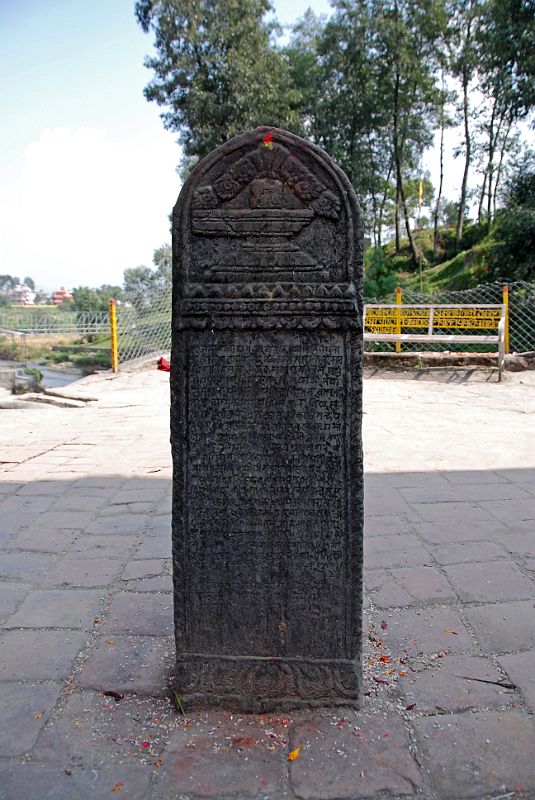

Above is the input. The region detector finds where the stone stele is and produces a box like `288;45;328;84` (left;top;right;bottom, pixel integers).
171;127;363;711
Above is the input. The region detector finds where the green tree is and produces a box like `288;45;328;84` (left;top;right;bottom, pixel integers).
479;0;535;118
71;286;121;313
363;246;398;297
492;158;535;280
123;266;156;304
374;0;446;261
474;0;534;223
285;9;327;144
135;0;301;171
314;0;392;242
23;276;35;291
152;243;172;287
71;287;105;313
305;0;444;257
0;275;19;291
447;0;480;243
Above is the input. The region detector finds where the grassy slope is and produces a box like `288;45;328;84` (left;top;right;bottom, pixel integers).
383;225;502;293
404;241;501;292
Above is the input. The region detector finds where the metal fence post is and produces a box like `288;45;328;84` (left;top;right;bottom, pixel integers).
109;299;119;373
502;284;510;354
395;286;402;353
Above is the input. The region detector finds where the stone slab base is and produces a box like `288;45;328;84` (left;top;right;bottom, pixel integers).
175;653;361;712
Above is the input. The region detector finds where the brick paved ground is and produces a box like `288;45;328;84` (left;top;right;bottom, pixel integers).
0;365;534;799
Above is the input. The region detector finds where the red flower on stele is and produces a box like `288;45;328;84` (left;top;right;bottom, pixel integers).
263;131;274;150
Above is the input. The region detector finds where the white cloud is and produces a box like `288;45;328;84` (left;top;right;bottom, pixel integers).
0;126;180;291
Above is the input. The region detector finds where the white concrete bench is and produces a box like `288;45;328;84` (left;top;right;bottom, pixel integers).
363;303;506;381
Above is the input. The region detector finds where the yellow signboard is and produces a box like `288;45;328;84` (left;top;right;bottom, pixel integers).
364;306;501;333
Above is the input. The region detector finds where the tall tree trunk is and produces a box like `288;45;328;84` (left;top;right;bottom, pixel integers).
395;184;401;251
393;69;418;264
493;115;513;217
486;99;499;222
377;161;393;248
433;74;446;257
456;67;471;244
478;170;488;223
398;164;419;263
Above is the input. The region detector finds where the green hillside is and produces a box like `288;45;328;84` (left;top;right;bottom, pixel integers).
365;196;535;298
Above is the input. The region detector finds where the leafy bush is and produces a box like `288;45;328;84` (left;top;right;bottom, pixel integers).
24;367;43;384
364;247;398;298
492;207;535;281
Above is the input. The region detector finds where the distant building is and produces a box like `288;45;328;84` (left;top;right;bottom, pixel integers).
10;284;36;305
53;287;74;305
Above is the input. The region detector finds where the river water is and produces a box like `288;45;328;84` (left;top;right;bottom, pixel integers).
0;360;85;389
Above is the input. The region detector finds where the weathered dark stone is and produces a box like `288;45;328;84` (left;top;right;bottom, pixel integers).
171;127;363;711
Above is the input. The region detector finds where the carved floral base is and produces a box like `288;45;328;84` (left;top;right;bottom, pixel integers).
175;653;361;712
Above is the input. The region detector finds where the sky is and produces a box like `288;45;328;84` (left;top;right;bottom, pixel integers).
0;0;517;293
0;0;337;292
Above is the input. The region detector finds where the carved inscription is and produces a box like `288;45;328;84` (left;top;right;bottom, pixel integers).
181;331;352;660
171;127;363;710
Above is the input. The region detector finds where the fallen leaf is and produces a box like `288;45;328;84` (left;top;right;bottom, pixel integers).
105;639;115;645
288;747;301;761
373;676;389;685
103;691;124;702
64;769;72;776
112;782;123;793
34;712;42;720
443;628;458;635
405;703;416;711
173;691;187;718
379;655;390;663
141;741;150;749
399;671;407;676
380;621;388;630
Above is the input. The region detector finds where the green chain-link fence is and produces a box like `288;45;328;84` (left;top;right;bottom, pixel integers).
116;288;173;365
114;280;535;365
364;280;534;353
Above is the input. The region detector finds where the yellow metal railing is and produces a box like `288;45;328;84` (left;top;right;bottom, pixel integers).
109;299;119;373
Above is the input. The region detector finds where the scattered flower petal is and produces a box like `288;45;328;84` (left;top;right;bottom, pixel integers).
288;747;301;761
103;691;124;702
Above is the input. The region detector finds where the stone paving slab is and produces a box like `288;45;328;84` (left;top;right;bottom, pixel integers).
498;650;535;712
77;634;174;696
397;654;517;713
0;764;152;800
414;711;535;798
464;600;535;654
0;683;62;756
288;710;423;799
0;629;88;680
0;367;534;799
